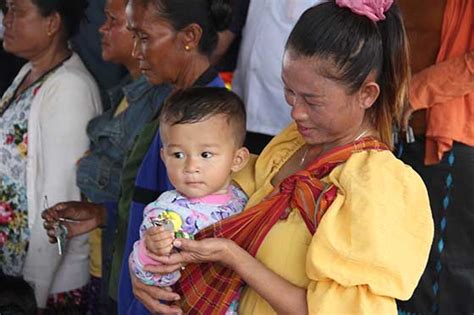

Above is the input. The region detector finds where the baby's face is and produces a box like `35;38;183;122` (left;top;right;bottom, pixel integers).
160;114;246;198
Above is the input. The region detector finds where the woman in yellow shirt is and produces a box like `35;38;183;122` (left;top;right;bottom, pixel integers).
131;1;434;314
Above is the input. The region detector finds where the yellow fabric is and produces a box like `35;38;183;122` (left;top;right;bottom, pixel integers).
232;153;258;195
113;97;129;117
89;228;102;278
235;123;434;315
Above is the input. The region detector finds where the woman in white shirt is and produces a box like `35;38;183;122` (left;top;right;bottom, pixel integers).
0;0;101;312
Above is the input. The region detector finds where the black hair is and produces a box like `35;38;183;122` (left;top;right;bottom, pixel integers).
159;87;246;146
137;0;232;56
31;0;88;39
0;275;37;315
286;1;410;148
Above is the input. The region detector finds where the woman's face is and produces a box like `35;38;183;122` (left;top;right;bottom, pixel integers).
99;0;134;64
2;0;51;59
282;51;368;147
126;1;183;85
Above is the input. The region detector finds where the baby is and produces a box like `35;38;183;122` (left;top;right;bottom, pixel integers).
129;87;250;313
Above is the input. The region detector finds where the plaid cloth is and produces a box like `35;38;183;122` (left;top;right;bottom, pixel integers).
175;137;389;314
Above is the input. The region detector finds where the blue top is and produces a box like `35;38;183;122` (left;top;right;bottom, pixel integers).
77;75;171;203
113;73;225;315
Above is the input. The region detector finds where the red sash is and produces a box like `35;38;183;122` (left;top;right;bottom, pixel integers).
175;137;389;314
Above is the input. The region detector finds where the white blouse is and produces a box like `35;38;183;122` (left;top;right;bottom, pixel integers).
16;53;101;307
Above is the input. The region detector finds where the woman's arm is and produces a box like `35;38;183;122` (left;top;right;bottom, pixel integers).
153;238;308;314
130;272;183;315
402;51;474;128
410;51;474;110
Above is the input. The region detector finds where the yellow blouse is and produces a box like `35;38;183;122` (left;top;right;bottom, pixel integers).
233;123;434;315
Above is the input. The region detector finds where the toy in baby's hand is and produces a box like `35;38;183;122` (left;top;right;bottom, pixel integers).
150;210;194;241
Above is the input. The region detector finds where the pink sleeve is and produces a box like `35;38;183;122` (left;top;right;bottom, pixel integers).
136;239;161;267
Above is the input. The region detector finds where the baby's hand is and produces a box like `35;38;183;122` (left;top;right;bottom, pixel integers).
145;227;175;256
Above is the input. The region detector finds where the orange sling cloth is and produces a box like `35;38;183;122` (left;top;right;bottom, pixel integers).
409;0;474;165
174;137;389;314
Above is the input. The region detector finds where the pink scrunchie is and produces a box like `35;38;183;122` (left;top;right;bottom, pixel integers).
335;0;394;22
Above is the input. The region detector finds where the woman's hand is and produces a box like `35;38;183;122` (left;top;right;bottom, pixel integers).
151;238;309;314
131;269;183;315
41;202;106;243
150;238;237;268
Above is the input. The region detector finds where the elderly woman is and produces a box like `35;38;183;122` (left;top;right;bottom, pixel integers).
0;0;101;312
76;0;170;313
42;0;231;313
133;1;434;314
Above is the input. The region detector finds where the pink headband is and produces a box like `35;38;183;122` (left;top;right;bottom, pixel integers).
335;0;394;22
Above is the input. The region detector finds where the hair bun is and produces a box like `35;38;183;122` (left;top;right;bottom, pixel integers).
77;0;89;21
209;0;232;32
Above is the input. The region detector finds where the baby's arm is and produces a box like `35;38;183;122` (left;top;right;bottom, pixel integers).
130;198;181;286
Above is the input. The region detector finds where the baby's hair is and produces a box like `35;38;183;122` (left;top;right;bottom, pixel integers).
159;87;247;147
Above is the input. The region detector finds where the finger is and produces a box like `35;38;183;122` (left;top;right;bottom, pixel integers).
133;278;180;301
49;202;70;212
172;238;198;251
157;245;174;257
145;250;175;261
144;263;184;274
41;209;59;222
146;235;174;251
149;242;173;255
133;285;181;314
148;229;174;241
146;238;173;251
143;299;182;315
147;226;166;235
50;202;90;221
166;305;184;315
43;220;55;230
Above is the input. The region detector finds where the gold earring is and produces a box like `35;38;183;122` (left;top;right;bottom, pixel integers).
184;45;190;51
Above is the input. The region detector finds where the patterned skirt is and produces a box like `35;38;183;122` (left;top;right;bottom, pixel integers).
45;285;88;315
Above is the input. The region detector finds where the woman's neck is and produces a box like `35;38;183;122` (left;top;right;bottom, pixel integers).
28;43;70;80
302;120;378;168
321;121;377;155
124;59;141;81
174;54;211;90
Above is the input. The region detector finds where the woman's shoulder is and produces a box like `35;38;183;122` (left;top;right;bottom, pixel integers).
309;149;433;300
259;122;303;157
46;53;99;91
328;149;430;219
255;122;304;176
332;149;423;187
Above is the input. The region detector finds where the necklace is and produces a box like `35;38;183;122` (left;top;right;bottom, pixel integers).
299;129;370;166
0;52;72;117
300;146;310;166
354;129;369;141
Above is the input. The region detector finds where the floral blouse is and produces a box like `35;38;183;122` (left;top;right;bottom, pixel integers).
0;70;47;276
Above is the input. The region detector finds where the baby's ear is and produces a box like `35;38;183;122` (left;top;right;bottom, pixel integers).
160;148;165;161
231;147;250;172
